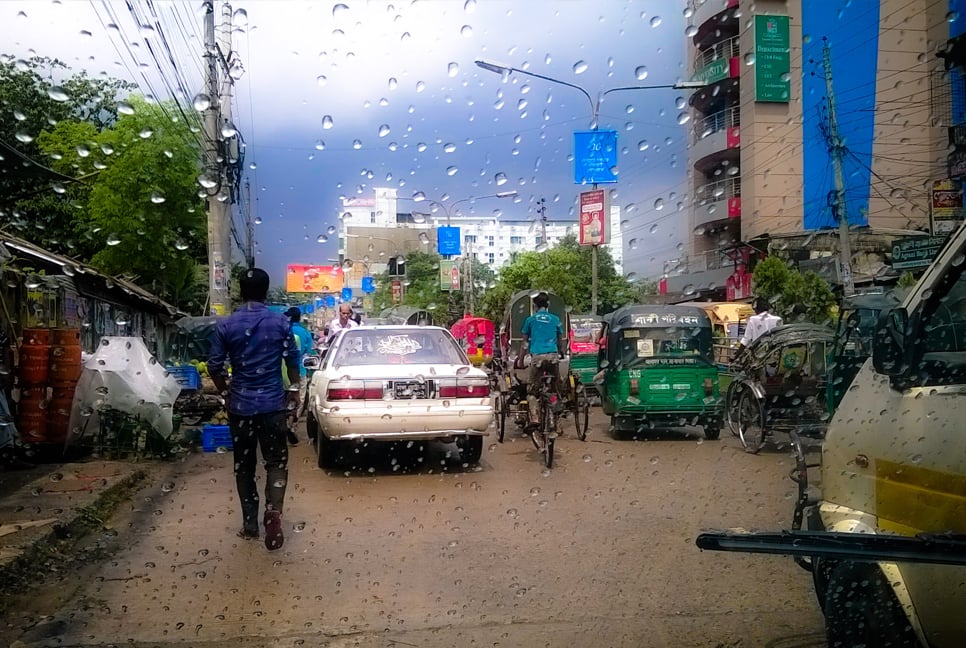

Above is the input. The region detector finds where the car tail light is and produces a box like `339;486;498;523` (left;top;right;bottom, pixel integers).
327;380;384;400
703;377;715;395
629;378;639;395
438;377;490;398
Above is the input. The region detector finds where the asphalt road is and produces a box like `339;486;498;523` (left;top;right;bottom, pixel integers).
5;407;827;647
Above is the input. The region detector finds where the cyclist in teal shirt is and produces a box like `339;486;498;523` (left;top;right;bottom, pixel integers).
521;292;565;433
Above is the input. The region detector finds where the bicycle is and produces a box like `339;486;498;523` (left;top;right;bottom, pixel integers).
529;357;564;468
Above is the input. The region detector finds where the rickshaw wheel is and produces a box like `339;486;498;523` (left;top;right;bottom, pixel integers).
572;380;590;441
725;381;744;437
495;392;506;443
737;388;766;454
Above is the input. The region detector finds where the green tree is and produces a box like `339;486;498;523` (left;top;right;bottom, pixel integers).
478;234;636;320
752;256;836;324
34;96;207;311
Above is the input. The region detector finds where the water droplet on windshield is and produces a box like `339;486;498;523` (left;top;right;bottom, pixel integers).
322;115;334;129
650;15;663;28
47;86;69;102
635;66;648;81
174;240;189;251
378;124;390;137
106;234;121;246
572;60;588;74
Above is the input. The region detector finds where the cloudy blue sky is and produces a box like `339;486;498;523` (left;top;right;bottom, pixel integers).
1;1;690;287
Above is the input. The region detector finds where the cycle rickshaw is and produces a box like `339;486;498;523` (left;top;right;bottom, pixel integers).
492;290;590;466
569;313;604;397
725;323;835;453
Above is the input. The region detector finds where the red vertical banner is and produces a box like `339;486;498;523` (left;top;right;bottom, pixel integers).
579;189;609;246
726;126;740;148
727;197;741;218
391;280;402;303
659;277;668;295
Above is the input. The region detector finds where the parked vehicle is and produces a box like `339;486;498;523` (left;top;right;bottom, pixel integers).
698;225;966;647
302;325;492;468
597;304;722;440
677;301;754;368
725;323;835;453
379;306;434;326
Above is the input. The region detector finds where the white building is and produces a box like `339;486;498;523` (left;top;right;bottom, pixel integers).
337;188;623;292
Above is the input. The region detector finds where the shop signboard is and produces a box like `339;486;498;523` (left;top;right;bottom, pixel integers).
892;235;949;270
754;15;790;102
440;260;460;291
930;178;965;234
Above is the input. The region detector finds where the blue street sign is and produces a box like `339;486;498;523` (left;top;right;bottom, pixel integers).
437;226;461;256
574;130;618;184
324;295;336;308
361;276;375;293
341;287;353;302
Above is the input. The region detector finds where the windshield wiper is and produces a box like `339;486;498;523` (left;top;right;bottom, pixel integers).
696;529;966;566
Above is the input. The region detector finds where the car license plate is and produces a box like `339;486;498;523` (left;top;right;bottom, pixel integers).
393;380;428;399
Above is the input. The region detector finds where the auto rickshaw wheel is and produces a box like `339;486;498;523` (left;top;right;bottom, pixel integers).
737;389;766;454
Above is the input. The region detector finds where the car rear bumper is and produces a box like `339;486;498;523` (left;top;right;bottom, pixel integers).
319;403;493;440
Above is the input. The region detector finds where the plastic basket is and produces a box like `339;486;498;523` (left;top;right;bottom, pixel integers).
202;424;233;452
166;365;201;391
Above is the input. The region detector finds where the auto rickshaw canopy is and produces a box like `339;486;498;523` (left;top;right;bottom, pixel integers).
450;316;495;365
600;305;714;370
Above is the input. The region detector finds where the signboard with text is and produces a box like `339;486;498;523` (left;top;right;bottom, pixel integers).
285;264;343;293
754;15;790;102
892;235;949;270
930;178;965;234
391;280;403;304
578;189;609;246
574;130;618;184
437;226;461;256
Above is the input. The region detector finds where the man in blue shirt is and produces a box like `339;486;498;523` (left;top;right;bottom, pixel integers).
521;292;565;435
284;307;314;446
209;268;300;551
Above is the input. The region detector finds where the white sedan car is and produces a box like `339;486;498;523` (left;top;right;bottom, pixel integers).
303;325;493;468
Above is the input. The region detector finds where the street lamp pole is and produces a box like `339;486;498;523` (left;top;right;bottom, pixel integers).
475;59;704;314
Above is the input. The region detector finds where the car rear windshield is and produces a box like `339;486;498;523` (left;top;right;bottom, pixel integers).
332;329;468;367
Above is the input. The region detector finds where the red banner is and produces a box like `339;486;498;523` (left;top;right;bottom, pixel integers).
285;265;343;293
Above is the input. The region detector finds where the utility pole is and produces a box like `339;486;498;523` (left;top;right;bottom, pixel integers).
465;240;474;316
823;40;855;296
203;1;234;314
244;177;254;268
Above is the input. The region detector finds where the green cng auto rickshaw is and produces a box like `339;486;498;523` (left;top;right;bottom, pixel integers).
597;305;722;440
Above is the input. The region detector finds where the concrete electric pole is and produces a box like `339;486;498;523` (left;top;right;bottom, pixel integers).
822;40;855;296
203;1;235;314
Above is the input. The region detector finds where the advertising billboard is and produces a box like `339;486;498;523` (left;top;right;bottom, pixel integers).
574;130;618;184
578;189;609;246
754;15;790;102
285;265;343;293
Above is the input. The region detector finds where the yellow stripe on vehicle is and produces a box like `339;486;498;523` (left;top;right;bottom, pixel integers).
876;458;966;535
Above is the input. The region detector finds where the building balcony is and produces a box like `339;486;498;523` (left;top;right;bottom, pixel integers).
694;176;741;231
690;0;740;45
692;106;740;171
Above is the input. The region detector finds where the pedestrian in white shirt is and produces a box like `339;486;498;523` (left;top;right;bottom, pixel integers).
327;304;359;343
733;298;783;362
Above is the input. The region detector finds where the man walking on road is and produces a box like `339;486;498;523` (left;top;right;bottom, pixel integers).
283;307;314;446
208;268;300;551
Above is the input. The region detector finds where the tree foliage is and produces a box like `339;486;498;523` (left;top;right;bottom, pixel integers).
478;234;637;321
752;256;836;324
0;55;209;313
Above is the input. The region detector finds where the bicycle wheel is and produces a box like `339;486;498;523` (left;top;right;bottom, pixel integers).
496;392;506;443
573;381;590;441
725;380;742;437
737;388;766;454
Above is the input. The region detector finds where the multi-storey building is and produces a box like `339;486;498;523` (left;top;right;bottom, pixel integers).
337;188;623;293
666;0;951;299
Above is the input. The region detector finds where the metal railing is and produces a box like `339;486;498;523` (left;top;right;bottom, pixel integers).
692;35;740;74
695;176;741;203
693;105;740;141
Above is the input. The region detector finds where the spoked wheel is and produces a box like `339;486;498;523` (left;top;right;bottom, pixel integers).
725;381;743;438
737;388;766;454
532;400;554;468
495;392;507;443
572;380;590;441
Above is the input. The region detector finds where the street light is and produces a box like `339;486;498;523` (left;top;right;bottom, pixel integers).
414;190;518;226
475;59;704;314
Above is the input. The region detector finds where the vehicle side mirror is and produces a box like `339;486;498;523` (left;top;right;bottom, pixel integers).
302;355;321;370
872;307;908;376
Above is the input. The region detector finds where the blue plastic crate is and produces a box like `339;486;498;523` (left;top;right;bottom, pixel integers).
166;365;201;391
202;424;233;452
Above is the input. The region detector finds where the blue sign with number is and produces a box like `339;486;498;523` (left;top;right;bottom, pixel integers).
574;130;618;184
361;276;375;294
341;287;353;302
324;295;336;308
437;226;461;256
